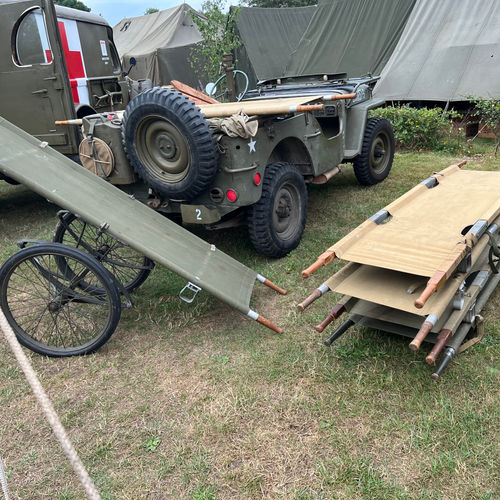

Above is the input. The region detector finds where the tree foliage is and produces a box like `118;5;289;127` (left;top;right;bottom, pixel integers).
144;8;160;15
468;95;500;156
190;0;240;83
244;0;316;7
54;0;90;12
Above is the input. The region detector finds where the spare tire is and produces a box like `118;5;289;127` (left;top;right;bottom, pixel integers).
121;87;218;201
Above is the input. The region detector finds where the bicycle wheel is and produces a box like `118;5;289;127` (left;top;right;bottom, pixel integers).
0;243;121;356
54;212;154;292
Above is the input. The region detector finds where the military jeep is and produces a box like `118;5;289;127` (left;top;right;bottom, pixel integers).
81;74;394;258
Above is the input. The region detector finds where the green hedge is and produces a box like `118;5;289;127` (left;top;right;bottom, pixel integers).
372;105;462;152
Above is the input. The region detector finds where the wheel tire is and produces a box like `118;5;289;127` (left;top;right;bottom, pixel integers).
247;162;307;258
353;117;394;186
54;212;154;292
0;243;121;357
121;87;218;201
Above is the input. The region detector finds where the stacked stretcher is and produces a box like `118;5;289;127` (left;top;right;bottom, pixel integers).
299;163;500;379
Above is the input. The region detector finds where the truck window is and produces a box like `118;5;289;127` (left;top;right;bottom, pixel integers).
14;8;53;66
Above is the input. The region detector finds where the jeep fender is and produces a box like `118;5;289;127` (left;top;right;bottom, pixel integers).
343;98;386;159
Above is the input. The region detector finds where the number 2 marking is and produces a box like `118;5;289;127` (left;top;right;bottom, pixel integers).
195;209;202;221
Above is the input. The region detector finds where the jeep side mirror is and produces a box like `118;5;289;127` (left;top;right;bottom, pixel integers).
124;57;137;78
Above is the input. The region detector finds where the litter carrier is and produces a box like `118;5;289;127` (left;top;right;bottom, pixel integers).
300;163;500;379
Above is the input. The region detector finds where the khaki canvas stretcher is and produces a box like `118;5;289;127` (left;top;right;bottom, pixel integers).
299;165;500;378
0;117;285;333
303;163;500;308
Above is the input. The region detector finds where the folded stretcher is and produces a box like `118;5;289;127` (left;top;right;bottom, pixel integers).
300;164;500;378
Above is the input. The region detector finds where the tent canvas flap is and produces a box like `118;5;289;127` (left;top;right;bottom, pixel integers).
374;0;500;101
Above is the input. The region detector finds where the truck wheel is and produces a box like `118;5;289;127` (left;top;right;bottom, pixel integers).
353;117;394;186
54;212;154;293
122;87;218;201
247;162;307;258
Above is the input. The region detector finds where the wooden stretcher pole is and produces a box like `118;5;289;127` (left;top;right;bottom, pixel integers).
199;99;324;118
425;269;490;363
247;310;283;334
315;297;351;333
414;271;447;309
409;314;438;351
302;249;336;278
256;274;287;295
298;283;330;311
322;93;356;101
55;119;83;126
301;211;388;278
426;329;452;364
415;217;494;309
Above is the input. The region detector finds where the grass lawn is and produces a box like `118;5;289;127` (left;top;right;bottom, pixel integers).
0;144;499;499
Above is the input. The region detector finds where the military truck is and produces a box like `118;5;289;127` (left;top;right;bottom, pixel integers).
0;0;128;162
80;74;394;257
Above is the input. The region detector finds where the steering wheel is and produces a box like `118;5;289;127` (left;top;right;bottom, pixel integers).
207;70;249;102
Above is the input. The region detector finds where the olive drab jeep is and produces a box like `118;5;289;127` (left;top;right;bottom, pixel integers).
81;74;394;258
0;0;129;159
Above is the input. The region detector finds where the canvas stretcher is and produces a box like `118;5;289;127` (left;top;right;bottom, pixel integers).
302;163;500;308
299;165;500;378
0;117;285;337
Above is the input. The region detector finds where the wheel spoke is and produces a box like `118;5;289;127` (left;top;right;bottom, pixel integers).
0;243;121;356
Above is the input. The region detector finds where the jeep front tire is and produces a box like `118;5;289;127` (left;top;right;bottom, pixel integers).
353;117;394;186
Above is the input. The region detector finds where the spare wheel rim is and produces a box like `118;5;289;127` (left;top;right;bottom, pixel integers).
136;115;191;183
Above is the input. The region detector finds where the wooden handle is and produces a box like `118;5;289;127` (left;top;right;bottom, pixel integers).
315;304;346;333
256;315;283;334
426;329;452;365
298;289;322;311
409;321;434;351
301;250;335;278
294;104;324;112
415;272;446;309
263;278;287;295
415;283;436;309
55;119;83;126
323;93;356;101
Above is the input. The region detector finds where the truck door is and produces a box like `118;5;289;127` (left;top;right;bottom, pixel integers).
0;0;79;155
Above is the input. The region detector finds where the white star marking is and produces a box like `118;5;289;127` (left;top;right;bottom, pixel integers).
248;139;256;153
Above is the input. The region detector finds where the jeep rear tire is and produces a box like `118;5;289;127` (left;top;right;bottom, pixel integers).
247;162;307;258
122;88;218;201
353;117;394;186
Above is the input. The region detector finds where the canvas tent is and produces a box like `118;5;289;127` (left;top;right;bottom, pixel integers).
285;0;416;79
374;0;500;101
113;4;205;87
233;6;316;88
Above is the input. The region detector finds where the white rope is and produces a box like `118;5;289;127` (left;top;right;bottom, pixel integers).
0;308;100;500
0;455;10;500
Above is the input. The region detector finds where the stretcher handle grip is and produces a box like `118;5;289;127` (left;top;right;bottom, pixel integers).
293;104;324;112
415;284;436;308
298;289;322;311
323;93;356;101
263;278;287;295
426;329;452;365
415;272;446;309
302;250;335;278
315;304;346;333
256;315;283;334
409;320;434;351
55;119;83;126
